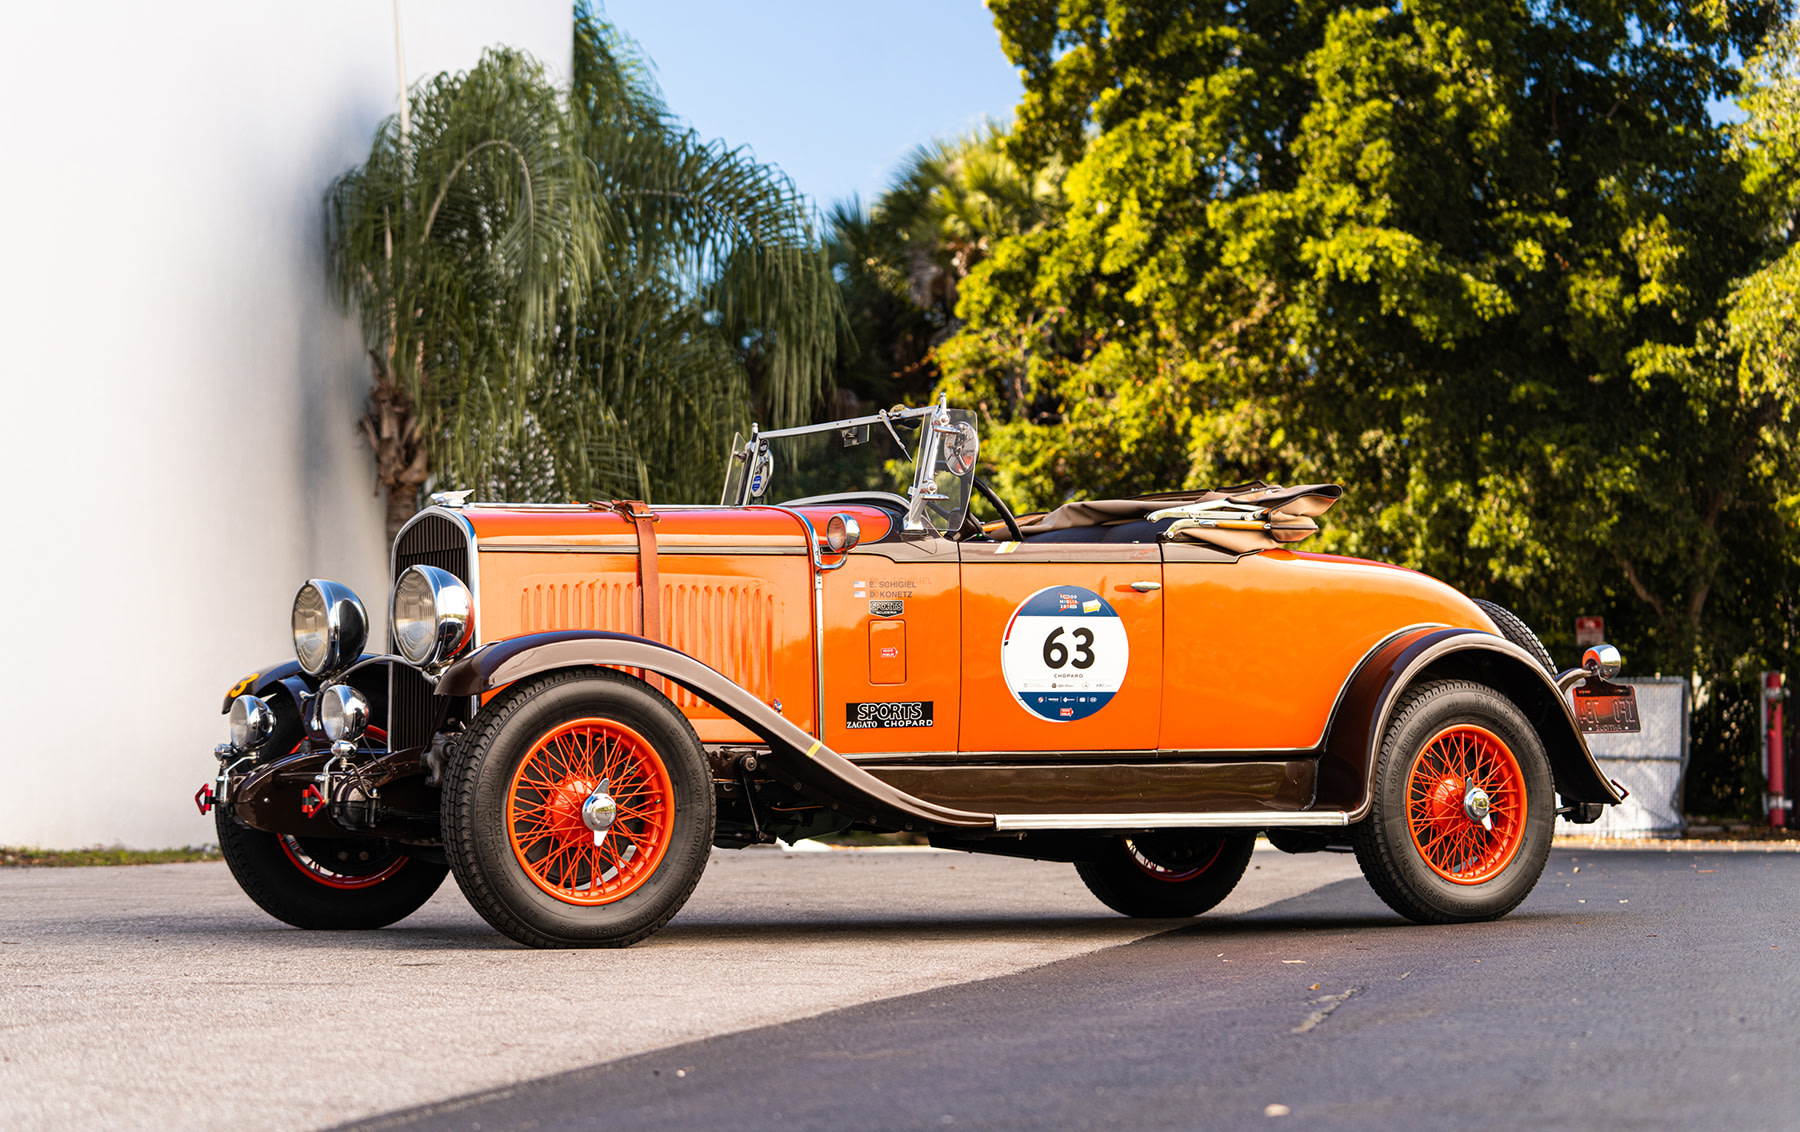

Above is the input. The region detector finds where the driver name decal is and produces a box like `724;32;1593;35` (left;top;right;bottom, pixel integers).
1001;585;1130;722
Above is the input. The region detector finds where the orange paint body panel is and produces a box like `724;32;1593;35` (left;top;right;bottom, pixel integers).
959;549;1164;753
1158;550;1498;752
868;621;906;684
453;504;1498;759
466;506;825;742
819;549;960;754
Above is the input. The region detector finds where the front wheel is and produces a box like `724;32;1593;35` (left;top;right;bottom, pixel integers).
1075;832;1256;917
442;669;715;948
216;813;447;930
1351;679;1554;923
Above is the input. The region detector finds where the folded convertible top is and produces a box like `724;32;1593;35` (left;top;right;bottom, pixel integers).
1016;482;1344;554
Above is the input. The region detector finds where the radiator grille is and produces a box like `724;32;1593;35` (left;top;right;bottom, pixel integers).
516;578;777;708
390;513;473;751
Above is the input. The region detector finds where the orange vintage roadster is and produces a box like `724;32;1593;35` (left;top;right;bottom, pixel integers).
203;399;1633;947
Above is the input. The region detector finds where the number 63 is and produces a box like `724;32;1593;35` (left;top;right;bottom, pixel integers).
1042;626;1095;670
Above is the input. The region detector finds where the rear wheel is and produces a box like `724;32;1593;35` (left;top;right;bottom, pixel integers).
442;669;714;948
217;726;448;930
1473;599;1555;674
1352;680;1554;923
1075;832;1255;917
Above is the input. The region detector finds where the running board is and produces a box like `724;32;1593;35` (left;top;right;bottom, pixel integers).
991;810;1352;832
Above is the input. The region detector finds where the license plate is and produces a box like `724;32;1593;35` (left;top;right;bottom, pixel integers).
1572;678;1641;733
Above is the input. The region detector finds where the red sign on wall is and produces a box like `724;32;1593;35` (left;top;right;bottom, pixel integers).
1575;616;1605;647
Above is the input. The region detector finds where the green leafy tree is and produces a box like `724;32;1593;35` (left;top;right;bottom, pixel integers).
946;0;1797;683
328;7;841;538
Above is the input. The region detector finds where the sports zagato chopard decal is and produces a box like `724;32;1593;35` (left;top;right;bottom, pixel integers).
845;701;934;729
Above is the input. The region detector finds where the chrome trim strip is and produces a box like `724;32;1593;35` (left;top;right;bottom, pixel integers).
475;544;807;556
756;404;936;442
992;811;1351;831
743;505;844;738
951;748;1305;759
961;542;1161;564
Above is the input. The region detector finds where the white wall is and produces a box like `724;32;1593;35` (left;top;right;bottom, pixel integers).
0;2;570;848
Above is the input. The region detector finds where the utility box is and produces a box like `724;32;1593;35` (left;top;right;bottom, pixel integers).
1559;676;1690;838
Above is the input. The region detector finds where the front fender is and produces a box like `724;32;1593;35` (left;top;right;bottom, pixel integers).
221;655;390;739
437;631;996;832
221;659;309;713
1318;627;1624;821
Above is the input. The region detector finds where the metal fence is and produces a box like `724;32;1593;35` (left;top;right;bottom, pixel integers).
1557;676;1690;838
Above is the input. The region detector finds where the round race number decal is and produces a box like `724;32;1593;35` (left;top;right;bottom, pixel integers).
1001;585;1130;722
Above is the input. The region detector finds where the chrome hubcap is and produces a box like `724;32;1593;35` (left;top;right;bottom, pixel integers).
1464;785;1493;831
581;779;616;844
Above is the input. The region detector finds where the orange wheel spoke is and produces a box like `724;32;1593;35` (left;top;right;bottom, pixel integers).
1408;724;1525;886
506;717;676;907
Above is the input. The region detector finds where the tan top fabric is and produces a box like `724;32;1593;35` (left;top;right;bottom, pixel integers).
1015;483;1344;554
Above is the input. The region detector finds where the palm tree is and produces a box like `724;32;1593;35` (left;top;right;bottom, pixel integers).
327;7;841;539
827;122;1062;413
880;122;1062;315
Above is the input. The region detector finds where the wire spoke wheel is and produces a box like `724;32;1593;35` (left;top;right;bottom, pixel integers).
506;718;674;906
1352;679;1553;925
278;835;407;889
1406;724;1526;885
1124;834;1226;882
1076;832;1255;917
215;724;448;930
277;725;406;890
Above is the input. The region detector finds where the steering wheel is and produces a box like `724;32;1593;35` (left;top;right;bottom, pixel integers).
974;476;1025;542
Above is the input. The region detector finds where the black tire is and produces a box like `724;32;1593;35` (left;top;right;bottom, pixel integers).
1075;832;1256;917
1473;598;1555;674
216;809;447;930
1351;679;1554;924
442;669;715;949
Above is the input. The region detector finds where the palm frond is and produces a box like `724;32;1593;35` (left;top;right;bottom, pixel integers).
326;9;843;510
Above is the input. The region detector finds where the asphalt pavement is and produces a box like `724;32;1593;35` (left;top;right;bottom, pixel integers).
334;847;1800;1132
0;843;1357;1132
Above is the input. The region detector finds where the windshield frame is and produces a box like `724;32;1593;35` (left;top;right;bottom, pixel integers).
720;398;978;536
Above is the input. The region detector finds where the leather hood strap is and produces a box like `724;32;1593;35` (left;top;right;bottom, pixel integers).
608;500;659;640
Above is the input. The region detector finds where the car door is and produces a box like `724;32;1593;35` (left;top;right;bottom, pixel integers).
958;541;1163;754
816;526;962;757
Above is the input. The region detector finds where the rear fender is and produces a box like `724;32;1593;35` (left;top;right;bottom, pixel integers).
437;631;995;832
1318;627;1623;820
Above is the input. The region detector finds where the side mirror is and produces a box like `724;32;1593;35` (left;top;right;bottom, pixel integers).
825;513;861;554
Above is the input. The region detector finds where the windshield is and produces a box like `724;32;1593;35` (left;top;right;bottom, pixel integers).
719;401;979;535
737;421;916;505
914;407;978;533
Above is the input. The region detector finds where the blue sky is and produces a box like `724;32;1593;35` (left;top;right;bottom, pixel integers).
597;0;1023;212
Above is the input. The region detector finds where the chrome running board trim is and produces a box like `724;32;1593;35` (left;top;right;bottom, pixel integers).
991;810;1351;832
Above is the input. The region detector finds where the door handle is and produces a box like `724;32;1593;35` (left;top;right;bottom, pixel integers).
1129;581;1162;592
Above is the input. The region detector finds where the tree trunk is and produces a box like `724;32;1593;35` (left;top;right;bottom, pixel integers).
359;351;432;547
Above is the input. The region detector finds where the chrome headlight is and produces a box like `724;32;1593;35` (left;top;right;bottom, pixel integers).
391;565;474;667
227;695;275;750
292;580;368;676
319;684;370;743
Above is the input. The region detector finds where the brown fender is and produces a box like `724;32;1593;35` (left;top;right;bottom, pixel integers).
436;631;997;832
1317;627;1624;820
